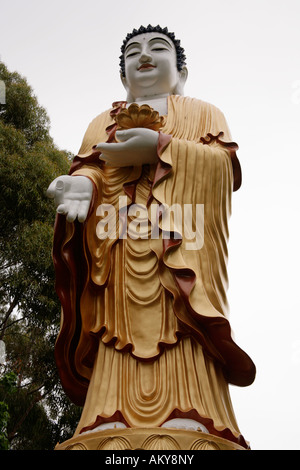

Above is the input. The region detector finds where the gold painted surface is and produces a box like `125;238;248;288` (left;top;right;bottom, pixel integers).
55;428;246;451
114;103;166;131
54;95;254;446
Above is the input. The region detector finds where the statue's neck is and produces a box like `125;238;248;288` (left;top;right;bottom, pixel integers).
127;93;170;115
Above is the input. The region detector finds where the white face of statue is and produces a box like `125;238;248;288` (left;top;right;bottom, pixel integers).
121;32;187;101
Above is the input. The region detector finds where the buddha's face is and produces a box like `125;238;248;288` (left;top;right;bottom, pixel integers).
121;32;187;100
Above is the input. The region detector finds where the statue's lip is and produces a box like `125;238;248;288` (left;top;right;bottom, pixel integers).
138;63;156;70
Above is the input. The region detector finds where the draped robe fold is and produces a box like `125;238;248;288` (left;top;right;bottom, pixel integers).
53;95;255;448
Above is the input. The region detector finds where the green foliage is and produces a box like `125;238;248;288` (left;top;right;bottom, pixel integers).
0;401;10;450
0;61;81;449
0;372;16;449
0;62;51;146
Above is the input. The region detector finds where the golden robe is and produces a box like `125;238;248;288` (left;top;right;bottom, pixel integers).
53;95;255;448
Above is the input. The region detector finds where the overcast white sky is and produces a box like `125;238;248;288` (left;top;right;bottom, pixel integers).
1;0;300;450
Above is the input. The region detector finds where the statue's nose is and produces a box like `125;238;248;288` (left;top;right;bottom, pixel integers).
139;47;152;63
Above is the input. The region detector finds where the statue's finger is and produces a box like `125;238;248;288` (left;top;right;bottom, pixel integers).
66;201;80;223
53;179;67;206
46;177;59;198
56;202;69;216
77;200;91;222
115;129;138;141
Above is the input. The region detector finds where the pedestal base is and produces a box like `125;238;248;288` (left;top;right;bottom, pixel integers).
55;427;246;450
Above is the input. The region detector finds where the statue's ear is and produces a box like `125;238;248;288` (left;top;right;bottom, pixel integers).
120;73;135;102
180;66;188;85
173;66;188;95
120;73;127;90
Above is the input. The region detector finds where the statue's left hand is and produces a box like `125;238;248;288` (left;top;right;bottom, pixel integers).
46;175;93;223
95;128;159;166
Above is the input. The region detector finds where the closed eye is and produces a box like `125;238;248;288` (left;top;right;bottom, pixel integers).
151;47;168;52
126;51;139;58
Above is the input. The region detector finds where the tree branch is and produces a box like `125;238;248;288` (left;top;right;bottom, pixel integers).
0;297;19;340
7;393;42;442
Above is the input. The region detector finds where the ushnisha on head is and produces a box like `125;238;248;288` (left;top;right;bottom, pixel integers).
119;25;188;102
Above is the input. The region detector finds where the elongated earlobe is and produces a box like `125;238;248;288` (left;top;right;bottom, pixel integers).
120;73;128;94
120;73;135;102
181;66;188;84
173;67;188;96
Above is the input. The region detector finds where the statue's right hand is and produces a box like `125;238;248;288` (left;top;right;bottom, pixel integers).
46;175;93;223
